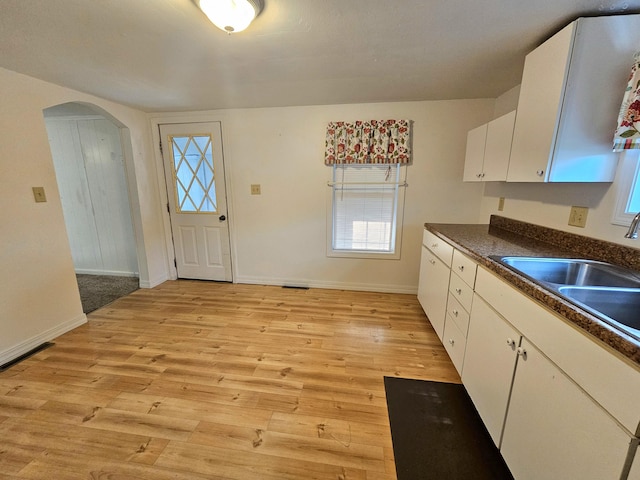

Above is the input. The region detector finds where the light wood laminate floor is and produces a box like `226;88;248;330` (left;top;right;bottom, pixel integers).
0;281;460;479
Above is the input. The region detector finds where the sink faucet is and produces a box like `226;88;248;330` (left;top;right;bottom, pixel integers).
625;212;640;239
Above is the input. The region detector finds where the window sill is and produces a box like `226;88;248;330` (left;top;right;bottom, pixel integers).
327;249;400;260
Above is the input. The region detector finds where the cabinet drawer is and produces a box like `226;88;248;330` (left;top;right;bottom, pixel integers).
449;273;473;313
423;229;453;267
443;317;466;375
447;294;470;337
452;249;478;288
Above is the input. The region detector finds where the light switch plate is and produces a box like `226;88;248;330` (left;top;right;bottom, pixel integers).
32;187;47;203
251;184;261;195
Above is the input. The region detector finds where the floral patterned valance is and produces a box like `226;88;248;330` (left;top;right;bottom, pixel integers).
614;52;640;151
324;119;411;165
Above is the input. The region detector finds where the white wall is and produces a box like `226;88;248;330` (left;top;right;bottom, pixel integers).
0;67;168;365
478;87;640;247
151;99;495;293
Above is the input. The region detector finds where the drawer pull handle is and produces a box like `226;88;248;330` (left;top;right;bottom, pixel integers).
506;338;516;347
458;265;465;271
431;243;438;248
455;288;462;295
452;309;459;317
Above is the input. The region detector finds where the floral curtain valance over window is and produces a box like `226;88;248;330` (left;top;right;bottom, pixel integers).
613;52;640;151
324;119;411;165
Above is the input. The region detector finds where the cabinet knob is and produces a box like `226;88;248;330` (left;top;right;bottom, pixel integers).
480;173;485;178
455;288;462;295
429;259;436;265
517;346;527;357
431;243;438;248
506;337;516;347
458;265;465;272
536;170;544;177
452;309;459;317
448;339;455;346
476;173;482;178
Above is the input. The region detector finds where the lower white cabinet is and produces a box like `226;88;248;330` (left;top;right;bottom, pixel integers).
462;295;520;446
442;314;466;373
418;244;450;341
501;338;634;480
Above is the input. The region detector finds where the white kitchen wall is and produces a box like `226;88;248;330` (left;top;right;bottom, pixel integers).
151;99;495;293
0;67;168;365
45;116;138;276
478;87;640;247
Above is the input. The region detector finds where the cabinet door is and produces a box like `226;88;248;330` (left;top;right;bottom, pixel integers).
461;295;520;446
483;110;515;181
463;123;488;182
507;22;575;182
417;245;450;341
443;315;466;375
501;338;633;480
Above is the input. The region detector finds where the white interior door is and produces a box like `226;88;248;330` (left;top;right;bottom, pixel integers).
160;122;232;281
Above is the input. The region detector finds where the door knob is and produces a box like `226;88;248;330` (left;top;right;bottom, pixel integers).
219;215;226;221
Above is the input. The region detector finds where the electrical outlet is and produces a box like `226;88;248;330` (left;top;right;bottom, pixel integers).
568;206;588;228
32;186;47;203
498;197;505;211
251;184;261;195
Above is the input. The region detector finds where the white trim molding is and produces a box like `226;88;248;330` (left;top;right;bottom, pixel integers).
0;314;87;367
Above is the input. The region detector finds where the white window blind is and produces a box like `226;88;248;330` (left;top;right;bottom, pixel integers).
331;164;401;253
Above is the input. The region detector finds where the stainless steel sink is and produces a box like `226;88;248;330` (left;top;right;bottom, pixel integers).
557;286;640;341
491;256;640;342
493;257;640;288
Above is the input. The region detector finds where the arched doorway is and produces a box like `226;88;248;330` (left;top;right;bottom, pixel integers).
43;102;141;313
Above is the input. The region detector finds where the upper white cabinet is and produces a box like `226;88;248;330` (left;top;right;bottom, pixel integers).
507;14;640;182
463;110;515;182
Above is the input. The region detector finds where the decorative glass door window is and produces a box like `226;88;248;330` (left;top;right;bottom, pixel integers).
169;134;217;213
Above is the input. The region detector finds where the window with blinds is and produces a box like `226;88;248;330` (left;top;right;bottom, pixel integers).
328;164;406;258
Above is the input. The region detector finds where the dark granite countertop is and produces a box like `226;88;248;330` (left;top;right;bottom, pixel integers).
425;216;640;367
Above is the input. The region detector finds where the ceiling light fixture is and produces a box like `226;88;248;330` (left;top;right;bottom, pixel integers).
194;0;264;34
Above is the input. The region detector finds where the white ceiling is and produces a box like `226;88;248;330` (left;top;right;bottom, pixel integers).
1;0;639;112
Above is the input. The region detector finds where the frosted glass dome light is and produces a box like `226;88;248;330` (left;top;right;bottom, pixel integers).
194;0;264;33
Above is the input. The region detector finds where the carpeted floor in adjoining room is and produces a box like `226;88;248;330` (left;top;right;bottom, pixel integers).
76;274;139;314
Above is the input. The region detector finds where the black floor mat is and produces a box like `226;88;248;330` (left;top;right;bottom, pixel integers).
384;377;513;480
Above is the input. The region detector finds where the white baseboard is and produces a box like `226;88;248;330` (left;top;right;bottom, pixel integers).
0;313;87;367
234;275;417;295
139;273;170;289
75;268;138;277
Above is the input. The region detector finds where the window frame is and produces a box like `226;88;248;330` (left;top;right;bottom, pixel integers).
326;163;407;260
612;150;640;226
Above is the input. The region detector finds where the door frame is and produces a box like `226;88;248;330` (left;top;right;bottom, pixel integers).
150;113;237;282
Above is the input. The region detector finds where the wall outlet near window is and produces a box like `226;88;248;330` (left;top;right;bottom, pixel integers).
498;197;505;211
568;206;588;228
